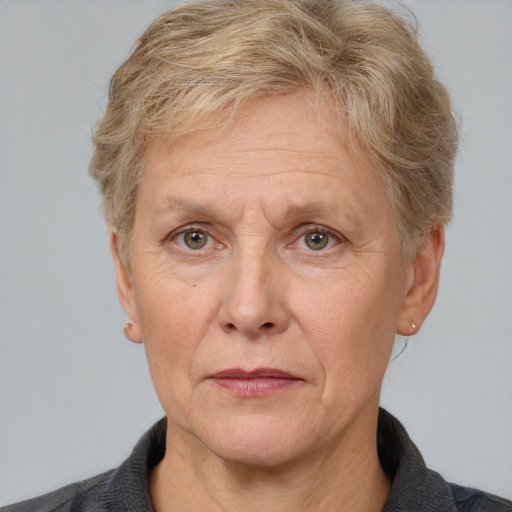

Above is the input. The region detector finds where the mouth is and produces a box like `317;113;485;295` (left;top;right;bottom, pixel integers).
208;368;304;397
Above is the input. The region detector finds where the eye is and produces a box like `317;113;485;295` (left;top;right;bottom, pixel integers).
297;229;339;251
176;228;212;250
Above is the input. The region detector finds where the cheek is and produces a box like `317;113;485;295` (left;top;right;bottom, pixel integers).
133;271;219;375
293;268;402;402
133;277;222;421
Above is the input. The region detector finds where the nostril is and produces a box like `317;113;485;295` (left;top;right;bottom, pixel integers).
223;321;275;333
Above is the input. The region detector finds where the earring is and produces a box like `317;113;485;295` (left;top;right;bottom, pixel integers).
123;320;133;333
411;321;417;330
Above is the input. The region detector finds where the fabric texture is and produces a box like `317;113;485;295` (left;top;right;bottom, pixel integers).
3;409;510;511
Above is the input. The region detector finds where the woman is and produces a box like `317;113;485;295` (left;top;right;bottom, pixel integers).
2;1;511;510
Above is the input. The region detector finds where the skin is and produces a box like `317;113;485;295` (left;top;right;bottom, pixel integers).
112;90;444;512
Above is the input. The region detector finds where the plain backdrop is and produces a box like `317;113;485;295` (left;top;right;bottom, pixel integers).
1;0;511;505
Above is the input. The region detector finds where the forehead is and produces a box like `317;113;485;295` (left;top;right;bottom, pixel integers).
139;91;392;228
144;91;376;180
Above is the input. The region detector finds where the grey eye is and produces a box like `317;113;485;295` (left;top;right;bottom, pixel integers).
304;231;330;250
183;230;209;250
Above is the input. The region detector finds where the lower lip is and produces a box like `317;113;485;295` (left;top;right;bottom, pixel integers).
212;377;300;396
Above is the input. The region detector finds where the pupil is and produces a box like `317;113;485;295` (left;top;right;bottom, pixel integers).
306;232;328;250
185;230;207;249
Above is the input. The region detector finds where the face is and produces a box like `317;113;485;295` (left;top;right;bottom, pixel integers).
114;91;440;467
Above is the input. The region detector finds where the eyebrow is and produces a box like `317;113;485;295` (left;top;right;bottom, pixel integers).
152;196;356;226
151;197;218;219
280;201;340;220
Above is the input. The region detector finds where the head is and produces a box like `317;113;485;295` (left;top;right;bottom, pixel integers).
89;0;458;268
89;0;457;468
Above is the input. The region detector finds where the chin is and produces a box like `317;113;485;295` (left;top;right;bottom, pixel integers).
193;414;320;468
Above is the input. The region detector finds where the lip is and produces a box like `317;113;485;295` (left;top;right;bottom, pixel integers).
208;368;304;397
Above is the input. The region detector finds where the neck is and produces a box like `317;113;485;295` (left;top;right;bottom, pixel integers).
150;408;390;512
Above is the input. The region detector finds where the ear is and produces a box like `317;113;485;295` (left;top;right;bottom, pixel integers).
397;225;445;336
110;230;142;343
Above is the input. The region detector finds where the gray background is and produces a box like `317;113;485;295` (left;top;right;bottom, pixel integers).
1;0;511;505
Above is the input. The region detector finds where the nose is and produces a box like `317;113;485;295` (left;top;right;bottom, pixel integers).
217;248;289;338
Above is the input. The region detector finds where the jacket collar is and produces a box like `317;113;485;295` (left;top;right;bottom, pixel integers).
102;410;457;511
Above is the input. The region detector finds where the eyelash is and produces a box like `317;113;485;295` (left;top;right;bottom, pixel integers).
292;225;343;252
166;224;344;253
168;225;217;251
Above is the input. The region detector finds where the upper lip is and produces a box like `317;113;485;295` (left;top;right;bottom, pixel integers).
209;368;303;380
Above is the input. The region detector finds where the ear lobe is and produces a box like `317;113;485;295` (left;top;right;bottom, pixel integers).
110;230;142;344
397;226;445;336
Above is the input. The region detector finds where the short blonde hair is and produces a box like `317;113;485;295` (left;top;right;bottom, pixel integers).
89;0;458;264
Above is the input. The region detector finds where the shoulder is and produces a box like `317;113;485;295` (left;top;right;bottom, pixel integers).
1;418;166;512
0;470;114;512
449;483;512;512
378;409;511;512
